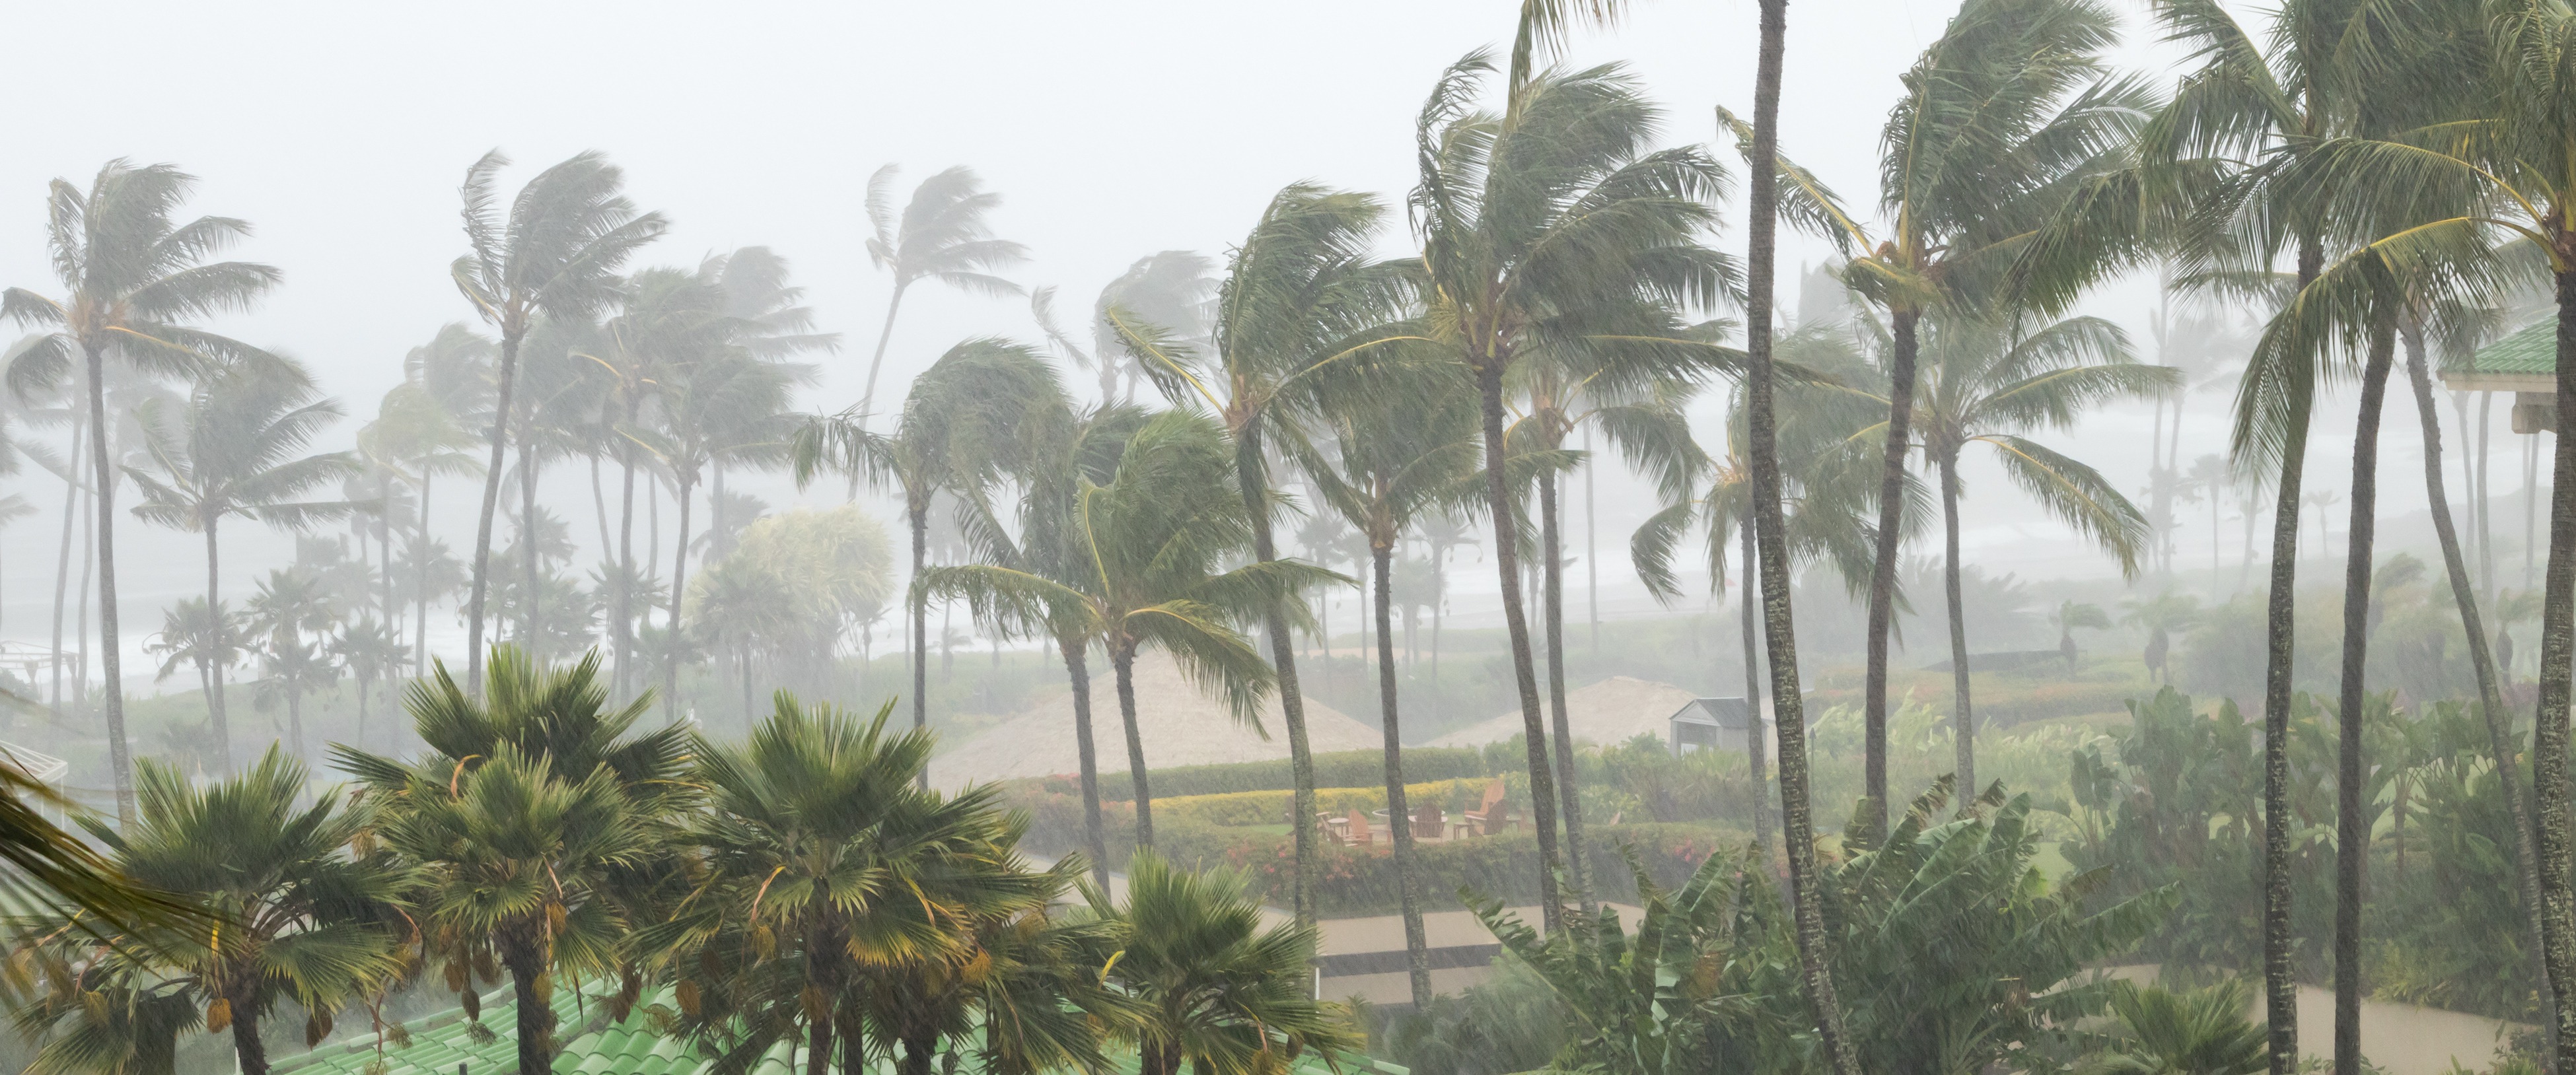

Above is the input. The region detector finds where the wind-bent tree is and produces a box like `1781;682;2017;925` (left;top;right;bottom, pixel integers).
13;748;406;1075
925;411;1336;847
146;598;240;746
1740;0;1863;1068
639;349;795;718
858;165;1028;423
1109;181;1414;928
128;357;361;771
1;160;282;823
1036;252;1215;405
246;569;341;761
334;647;692;1075
1412;45;1730;927
1903;313;2165;794
793;338;1061;759
450;151;666;693
1305;360;1480;1010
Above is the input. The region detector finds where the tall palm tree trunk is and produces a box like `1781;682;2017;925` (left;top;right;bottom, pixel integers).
1538;469;1592;911
1472;363;1564;928
857;285;909;427
1112;645;1153;847
415;474;433;679
1861;308;1919;846
203;521;230;771
2333;318;2396;1075
465;331;524;696
1233;427;1322;928
51;415;79;713
520;423;542;656
1939;451;1976;800
1059;635;1110;887
2264;241;2325;1075
81;343;133;824
1743;5;1857;1071
666;476;694;722
2402;323;2555;1053
1372;534;1433;1010
2530;268;2576;1075
617;448;639;697
1740;522;1772;863
908;495;928;790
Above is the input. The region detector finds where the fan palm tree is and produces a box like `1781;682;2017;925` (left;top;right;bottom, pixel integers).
1305;361;1481;1010
1738;0;1863;1066
1107;181;1415;927
1901;312;2167;794
127;356;362;771
0;160;283;823
1078;851;1356;1075
450;151;668;693
858;165;1028;423
924;411;1337;846
333;646;690;1075
1411;42;1731;927
14;747;406;1075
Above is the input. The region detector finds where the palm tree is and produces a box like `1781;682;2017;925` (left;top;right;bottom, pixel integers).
704;246;838;561
858;164;1028;424
357;378;480;673
795;339;1061;755
330;616;407;751
1411;41;1730;928
1740;0;1862;1068
641;351;795;718
15;747;406;1075
449;151;667;694
1107;182;1414;927
0;160;283;823
1903;312;2166;795
127;356;361;771
1079;851;1356;1075
392;324;495;674
246;569;341;761
333;646;691;1075
1305;361;1480;1010
924;411;1336;846
146;598;241;742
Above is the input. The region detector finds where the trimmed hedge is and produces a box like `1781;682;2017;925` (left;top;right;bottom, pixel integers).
1073;748;1495;800
1155;780;1490;828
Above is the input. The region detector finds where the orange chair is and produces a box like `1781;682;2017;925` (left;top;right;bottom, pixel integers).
1462;779;1511;836
1345;808;1375;849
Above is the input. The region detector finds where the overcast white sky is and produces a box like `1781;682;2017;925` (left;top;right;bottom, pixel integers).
0;0;2522;676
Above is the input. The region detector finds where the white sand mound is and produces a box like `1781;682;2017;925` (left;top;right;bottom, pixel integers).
1421;676;1699;749
930;650;1384;788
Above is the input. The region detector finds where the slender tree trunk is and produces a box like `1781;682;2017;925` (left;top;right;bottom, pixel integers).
1232;427;1322;929
466;331;522;696
2480;391;2495;600
1744;6;1857;1072
1114;644;1153;847
617;442;639;697
227;981;269;1075
1539;469;1592;911
1584;426;1598;655
2333;316;2396;1075
857;285;909;427
909;495;928;788
1740;522;1772;863
1059;635;1110;887
1367;531;1432;1010
520;428;542;656
287;678;306;762
666;476;694;722
81;343;133;824
2264;240;2324;1075
2530;268;2576;1075
2404;324;2555;1059
1939;452;1975;801
203;522;230;772
589;454;614;557
805;1012;833;1075
50;415;78;713
1472;363;1564;929
1861;308;1918;845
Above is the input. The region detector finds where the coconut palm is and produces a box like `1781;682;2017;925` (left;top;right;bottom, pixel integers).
637;349;795;718
333;646;691;1075
146;598;242;736
1078;851;1357;1075
0;160;283;823
1107;182;1415;926
1035;252;1216;405
330;616;408;751
357;378;482;676
1411;41;1731;926
704;246;837;561
924;411;1338;846
449;151;668;693
1305;361;1481;1010
1899;312;2166;796
127;356;361;771
857;165;1028;423
246;569;341;761
794;339;1062;758
14;747;406;1075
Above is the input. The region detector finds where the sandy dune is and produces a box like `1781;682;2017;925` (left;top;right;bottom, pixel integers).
1421;675;1700;749
930;650;1384;788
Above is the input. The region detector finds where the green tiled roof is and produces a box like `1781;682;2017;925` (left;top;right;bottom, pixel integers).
269;984;1402;1075
2448;319;2556;376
